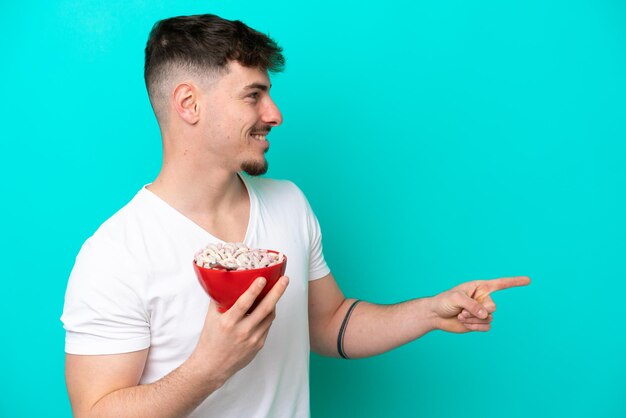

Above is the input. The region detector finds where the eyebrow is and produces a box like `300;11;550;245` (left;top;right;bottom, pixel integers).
242;82;271;92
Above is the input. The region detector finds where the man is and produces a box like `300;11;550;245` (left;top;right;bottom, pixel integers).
62;14;530;418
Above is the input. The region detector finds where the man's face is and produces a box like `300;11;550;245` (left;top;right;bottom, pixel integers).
199;61;283;176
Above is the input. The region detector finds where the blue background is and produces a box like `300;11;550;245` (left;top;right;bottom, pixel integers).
1;1;624;417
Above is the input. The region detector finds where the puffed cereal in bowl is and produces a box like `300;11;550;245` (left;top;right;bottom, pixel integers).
193;243;287;313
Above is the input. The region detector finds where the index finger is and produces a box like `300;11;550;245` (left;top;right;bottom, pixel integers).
228;276;269;318
484;276;531;293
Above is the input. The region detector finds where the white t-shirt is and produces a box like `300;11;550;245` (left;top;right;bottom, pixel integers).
61;173;330;418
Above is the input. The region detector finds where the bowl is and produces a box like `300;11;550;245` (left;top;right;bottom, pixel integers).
193;250;287;313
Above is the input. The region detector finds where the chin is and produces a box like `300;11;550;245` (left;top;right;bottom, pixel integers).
241;160;268;176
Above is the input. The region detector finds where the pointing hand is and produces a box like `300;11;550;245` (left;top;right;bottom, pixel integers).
429;276;531;333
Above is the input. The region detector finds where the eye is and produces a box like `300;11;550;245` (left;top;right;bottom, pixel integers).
248;92;260;100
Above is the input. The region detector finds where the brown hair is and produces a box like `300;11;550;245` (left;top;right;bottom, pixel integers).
144;14;285;123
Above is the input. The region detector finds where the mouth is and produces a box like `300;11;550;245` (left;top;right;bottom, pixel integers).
249;130;271;151
250;133;268;142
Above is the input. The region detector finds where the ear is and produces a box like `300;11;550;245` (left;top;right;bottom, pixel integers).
172;82;200;125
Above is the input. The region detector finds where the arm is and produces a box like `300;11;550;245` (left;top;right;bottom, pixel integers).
308;273;530;359
66;276;289;418
65;348;223;418
309;274;435;358
308;273;438;358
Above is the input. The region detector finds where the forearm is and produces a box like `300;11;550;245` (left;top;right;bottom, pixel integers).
333;297;438;359
88;354;224;418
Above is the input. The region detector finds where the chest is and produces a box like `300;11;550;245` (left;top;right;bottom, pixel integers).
193;204;250;243
140;222;311;380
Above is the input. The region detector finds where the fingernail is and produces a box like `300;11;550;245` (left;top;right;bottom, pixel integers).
280;276;289;285
258;278;266;287
478;309;487;318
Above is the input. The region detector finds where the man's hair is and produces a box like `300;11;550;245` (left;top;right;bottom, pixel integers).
144;14;285;124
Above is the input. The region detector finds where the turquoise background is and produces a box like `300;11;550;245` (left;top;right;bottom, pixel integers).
1;0;624;417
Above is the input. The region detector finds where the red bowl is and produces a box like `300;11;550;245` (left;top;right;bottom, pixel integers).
193;250;287;313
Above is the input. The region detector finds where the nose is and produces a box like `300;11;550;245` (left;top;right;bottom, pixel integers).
261;96;283;127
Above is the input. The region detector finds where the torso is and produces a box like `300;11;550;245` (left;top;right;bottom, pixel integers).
63;174;329;417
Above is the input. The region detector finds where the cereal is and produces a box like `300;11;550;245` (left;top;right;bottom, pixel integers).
194;242;284;271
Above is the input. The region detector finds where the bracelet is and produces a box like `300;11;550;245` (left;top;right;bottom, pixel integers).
337;299;362;359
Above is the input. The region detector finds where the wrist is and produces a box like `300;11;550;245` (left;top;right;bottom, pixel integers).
423;296;442;331
185;350;228;393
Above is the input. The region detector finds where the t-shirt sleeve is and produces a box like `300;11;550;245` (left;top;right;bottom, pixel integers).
61;236;150;355
296;187;331;281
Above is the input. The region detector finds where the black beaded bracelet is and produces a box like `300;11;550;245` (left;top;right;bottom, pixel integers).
337;299;362;359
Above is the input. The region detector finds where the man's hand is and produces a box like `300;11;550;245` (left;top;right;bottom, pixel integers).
428;276;531;333
189;275;289;387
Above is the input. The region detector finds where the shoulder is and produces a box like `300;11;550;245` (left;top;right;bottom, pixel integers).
76;189;151;266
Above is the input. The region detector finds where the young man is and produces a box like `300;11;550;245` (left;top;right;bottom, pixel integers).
62;14;530;418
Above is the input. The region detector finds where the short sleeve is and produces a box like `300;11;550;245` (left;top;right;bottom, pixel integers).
61;236;150;355
299;189;331;281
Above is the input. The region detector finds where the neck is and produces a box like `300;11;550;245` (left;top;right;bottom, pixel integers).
147;148;247;217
